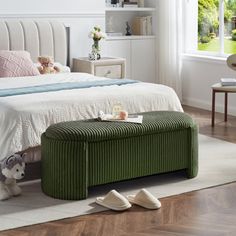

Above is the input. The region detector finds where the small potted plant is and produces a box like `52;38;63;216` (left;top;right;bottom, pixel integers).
88;26;106;60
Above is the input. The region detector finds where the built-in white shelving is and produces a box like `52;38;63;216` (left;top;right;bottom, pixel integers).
106;35;155;40
105;0;156;39
105;7;156;12
104;0;157;83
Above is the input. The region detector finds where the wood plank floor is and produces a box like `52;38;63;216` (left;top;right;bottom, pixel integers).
1;105;236;236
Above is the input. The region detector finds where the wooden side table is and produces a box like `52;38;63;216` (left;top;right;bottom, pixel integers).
211;83;236;127
72;57;126;79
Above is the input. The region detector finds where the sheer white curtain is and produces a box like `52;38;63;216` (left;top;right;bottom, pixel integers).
157;0;186;100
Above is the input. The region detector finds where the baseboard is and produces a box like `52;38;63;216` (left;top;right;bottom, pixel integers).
19;179;41;186
182;97;236;116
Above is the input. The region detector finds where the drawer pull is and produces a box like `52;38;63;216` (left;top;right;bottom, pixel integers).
104;70;111;77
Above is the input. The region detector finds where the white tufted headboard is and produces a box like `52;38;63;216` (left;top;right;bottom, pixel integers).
0;20;68;65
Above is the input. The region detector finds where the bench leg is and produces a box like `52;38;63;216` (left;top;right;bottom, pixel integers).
186;123;198;179
41;135;89;200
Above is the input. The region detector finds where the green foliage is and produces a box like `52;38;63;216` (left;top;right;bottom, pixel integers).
225;0;236;15
209;32;216;38
232;29;236;40
224;8;233;22
200;36;212;43
198;0;236;37
198;0;219;36
232;29;236;35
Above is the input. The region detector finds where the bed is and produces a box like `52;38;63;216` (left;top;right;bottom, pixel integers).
0;20;183;162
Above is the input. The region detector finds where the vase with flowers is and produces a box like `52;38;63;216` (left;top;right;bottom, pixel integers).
88;26;106;60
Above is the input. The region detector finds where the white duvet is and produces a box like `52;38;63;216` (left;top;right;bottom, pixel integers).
0;73;183;161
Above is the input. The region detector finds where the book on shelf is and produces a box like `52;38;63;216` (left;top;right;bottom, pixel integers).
123;4;138;8
123;1;138;7
221;78;236;86
146;16;152;35
132;16;153;35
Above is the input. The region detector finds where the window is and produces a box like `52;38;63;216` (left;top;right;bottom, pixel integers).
198;0;236;55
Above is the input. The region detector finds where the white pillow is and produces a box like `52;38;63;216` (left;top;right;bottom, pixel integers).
54;63;71;73
34;62;71;73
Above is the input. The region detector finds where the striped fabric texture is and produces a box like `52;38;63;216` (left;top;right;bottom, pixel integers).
0;50;40;78
41;111;198;200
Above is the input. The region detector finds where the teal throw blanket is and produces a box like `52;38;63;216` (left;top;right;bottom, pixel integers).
0;79;139;97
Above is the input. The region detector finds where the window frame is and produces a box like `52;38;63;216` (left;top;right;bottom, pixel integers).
185;0;233;59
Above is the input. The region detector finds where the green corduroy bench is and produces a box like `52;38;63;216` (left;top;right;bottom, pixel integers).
41;111;198;200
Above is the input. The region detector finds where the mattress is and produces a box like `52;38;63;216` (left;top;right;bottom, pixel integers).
0;72;183;161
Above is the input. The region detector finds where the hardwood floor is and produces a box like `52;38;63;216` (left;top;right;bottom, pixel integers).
1;105;236;236
183;105;236;143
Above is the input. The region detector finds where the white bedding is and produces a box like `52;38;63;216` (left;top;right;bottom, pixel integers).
0;73;183;161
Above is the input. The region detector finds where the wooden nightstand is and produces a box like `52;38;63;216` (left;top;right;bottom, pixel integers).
72;57;126;79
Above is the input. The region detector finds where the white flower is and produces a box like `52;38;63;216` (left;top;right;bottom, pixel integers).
95;31;102;39
88;26;106;41
88;29;96;38
94;25;101;31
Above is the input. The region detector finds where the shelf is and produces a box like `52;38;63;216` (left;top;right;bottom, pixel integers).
105;7;156;12
106;35;156;40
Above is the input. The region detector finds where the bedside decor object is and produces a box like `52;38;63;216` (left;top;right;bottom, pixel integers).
226;54;236;71
125;22;132;36
123;0;138;8
221;78;236;86
106;15;115;34
111;0;118;6
88;26;106;60
72;57;126;79
37;56;60;74
138;0;144;7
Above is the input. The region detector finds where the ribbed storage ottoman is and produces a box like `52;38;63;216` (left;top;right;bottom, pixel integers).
41;111;198;200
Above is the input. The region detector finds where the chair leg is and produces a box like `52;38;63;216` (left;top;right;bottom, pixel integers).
211;90;216;127
224;92;228;122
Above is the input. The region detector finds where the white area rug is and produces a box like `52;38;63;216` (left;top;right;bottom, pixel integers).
0;134;236;231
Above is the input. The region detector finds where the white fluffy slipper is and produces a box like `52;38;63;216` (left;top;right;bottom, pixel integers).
96;190;132;211
127;188;161;210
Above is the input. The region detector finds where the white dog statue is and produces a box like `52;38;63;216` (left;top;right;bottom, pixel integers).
0;153;26;200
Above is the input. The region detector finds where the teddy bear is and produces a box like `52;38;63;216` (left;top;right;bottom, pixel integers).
37;56;60;74
0;153;26;200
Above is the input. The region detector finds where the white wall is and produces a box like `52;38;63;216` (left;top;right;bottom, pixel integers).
182;57;236;115
0;0;106;65
0;0;157;82
182;0;236;115
0;0;104;13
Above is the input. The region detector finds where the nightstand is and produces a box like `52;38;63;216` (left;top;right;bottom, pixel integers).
72;57;126;79
211;83;236;127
